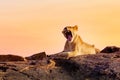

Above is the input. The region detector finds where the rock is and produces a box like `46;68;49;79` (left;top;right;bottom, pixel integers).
1;46;120;80
26;52;48;66
0;55;25;62
53;52;120;80
3;70;31;80
28;58;48;66
25;52;47;60
0;61;73;80
100;46;120;53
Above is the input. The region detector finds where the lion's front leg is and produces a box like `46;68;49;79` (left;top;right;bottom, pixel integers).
56;51;77;59
57;52;68;58
67;51;77;59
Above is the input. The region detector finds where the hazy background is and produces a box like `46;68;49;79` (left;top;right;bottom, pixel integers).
0;0;120;56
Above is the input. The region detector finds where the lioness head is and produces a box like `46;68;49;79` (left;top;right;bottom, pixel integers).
62;25;78;41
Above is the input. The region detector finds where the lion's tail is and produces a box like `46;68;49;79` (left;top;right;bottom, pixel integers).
95;48;100;53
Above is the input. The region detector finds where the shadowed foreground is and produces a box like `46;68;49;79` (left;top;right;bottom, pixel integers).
0;46;120;80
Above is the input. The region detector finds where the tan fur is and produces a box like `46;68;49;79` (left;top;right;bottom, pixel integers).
59;25;100;58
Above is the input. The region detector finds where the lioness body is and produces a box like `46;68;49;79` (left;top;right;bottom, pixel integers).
63;34;97;58
59;25;99;58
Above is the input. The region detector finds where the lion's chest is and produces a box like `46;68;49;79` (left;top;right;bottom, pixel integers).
67;42;76;51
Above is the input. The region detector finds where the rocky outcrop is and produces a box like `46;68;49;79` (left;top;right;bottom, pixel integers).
0;54;25;61
25;52;47;60
100;46;120;53
54;53;120;80
0;60;73;80
0;46;120;80
48;46;120;80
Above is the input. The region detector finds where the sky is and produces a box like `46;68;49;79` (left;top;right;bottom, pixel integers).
0;0;120;57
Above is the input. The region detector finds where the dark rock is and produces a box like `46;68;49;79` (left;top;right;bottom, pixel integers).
3;70;31;80
29;58;48;66
0;55;25;61
51;52;120;80
0;61;73;80
100;46;120;53
1;46;120;80
25;52;47;60
0;66;9;72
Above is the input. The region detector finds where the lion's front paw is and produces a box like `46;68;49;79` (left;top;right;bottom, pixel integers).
57;52;68;58
67;52;76;59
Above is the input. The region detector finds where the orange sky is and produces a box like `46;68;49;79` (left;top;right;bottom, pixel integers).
0;0;120;57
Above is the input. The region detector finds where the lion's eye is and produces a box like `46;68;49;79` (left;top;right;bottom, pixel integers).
64;27;67;30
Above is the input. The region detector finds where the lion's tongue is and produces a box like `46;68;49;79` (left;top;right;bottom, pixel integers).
67;35;72;41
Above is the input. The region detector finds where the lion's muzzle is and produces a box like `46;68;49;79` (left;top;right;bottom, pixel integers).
62;28;72;41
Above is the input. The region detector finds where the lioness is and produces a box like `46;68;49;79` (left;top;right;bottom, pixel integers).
58;25;100;58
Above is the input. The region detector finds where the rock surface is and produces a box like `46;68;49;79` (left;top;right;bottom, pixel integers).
25;52;47;60
100;46;120;53
0;46;120;80
0;54;25;61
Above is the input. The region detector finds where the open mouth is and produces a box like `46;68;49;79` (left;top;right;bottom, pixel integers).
64;30;72;41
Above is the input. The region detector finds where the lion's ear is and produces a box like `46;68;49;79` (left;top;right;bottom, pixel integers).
73;25;78;31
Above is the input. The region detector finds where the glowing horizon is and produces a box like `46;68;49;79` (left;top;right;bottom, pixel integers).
0;0;120;57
